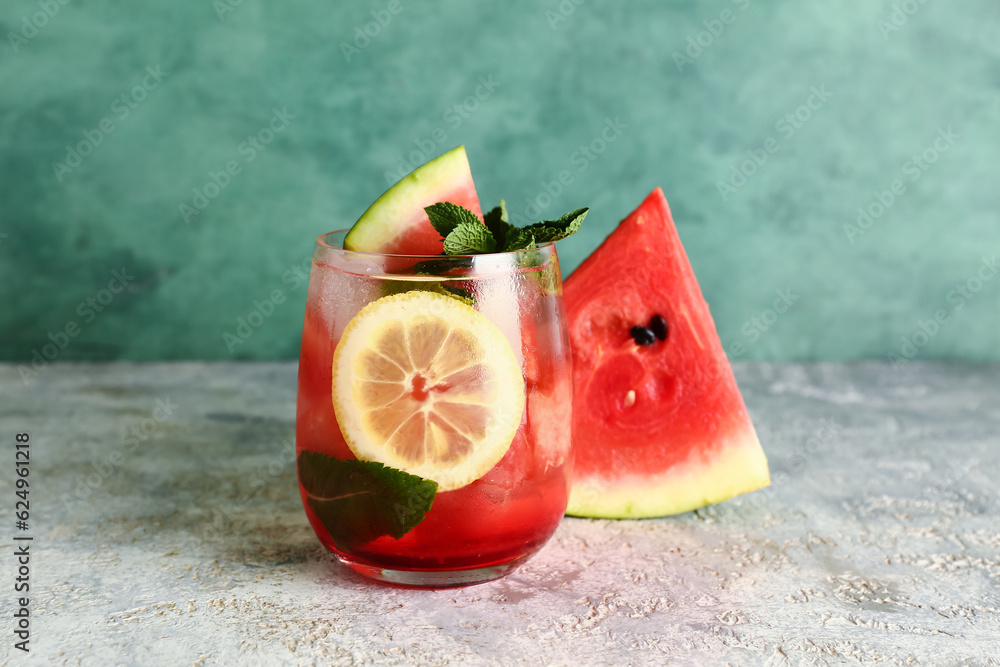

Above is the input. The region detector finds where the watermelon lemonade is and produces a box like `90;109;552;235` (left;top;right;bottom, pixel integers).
296;230;572;586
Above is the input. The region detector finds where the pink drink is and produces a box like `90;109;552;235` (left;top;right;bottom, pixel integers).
296;231;572;586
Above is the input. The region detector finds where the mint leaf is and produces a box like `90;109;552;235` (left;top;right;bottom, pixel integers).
439;282;476;305
411;255;475;275
297;452;437;551
503;228;537;252
483;199;515;250
518;208;589;244
443;221;497;254
425;202;482;238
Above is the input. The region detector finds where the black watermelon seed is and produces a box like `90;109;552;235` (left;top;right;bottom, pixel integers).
649;314;668;341
630;326;656;346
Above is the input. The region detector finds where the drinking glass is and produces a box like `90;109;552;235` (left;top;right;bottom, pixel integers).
296;230;572;587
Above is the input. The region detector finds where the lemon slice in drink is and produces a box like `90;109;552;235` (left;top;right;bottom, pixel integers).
332;290;525;491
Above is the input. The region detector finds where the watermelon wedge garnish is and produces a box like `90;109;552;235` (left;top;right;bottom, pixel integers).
344;146;483;255
564;188;770;518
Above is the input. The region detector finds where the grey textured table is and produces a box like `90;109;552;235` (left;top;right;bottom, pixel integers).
1;362;998;666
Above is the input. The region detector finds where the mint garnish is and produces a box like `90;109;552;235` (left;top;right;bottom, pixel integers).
502;228;537;252
443;221;497;255
483;199;516;250
515;208;588;246
424;201;588;255
426;202;482;238
297;451;437;551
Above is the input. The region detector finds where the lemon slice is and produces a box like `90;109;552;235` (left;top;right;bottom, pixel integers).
332;290;525;491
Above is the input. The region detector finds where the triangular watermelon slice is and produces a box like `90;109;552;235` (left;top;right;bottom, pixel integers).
344;146;483;255
564;188;769;518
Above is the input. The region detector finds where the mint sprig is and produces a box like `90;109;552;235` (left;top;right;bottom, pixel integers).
443;221;497;254
424;201;588;255
426;202;482;238
517;208;588;245
297;451;437;551
483;199;516;250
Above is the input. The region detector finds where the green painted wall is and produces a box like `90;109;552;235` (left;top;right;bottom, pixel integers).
2;0;998;364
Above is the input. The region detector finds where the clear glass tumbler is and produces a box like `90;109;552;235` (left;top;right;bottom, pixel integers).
296;231;572;587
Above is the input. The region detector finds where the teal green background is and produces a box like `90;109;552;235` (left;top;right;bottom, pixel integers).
2;0;998;363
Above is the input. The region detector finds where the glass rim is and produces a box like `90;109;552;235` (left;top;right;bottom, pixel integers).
315;229;557;261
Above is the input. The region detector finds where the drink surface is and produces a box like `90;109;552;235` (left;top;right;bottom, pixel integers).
296;253;571;573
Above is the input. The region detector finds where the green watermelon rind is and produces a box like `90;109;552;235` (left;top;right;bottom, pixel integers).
566;428;770;518
344;145;478;253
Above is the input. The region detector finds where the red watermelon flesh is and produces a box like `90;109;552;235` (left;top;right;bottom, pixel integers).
564;188;769;518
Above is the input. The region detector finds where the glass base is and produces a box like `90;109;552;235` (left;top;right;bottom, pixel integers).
337;553;534;588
